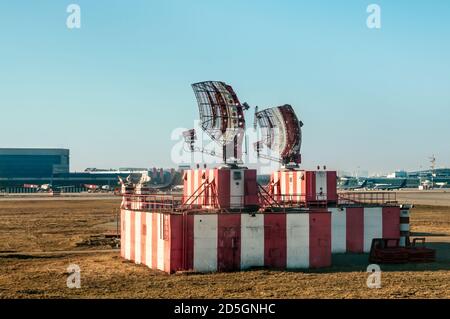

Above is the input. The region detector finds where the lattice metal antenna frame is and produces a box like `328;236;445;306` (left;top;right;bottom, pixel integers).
255;104;303;165
192;81;246;146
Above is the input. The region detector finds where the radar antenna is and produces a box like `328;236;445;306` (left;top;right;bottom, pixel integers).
183;81;248;164
254;104;303;168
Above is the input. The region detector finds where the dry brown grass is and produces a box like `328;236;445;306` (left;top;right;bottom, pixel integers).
410;205;450;238
0;199;449;299
0;199;120;253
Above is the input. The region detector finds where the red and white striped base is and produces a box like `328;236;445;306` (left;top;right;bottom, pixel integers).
270;170;338;204
399;206;411;247
121;210;332;273
329;206;400;253
183;168;258;209
121;206;404;273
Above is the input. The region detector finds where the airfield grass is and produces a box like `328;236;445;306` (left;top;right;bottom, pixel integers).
0;199;449;299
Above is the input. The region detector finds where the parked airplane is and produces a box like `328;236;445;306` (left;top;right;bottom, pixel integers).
171;185;184;192
338;178;367;190
84;184;113;193
23;183;52;192
372;183;404;191
436;182;447;188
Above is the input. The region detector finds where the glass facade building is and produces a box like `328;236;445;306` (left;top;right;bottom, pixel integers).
0;148;69;178
0;148;177;191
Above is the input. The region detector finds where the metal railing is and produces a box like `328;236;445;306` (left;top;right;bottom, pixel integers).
120;194;252;213
121;194;183;213
338;191;397;205
119;191;332;213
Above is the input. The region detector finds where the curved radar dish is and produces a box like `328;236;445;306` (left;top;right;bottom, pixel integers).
255;104;303;166
190;81;248;163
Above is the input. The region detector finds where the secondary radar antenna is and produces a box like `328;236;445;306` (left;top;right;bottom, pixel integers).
254;104;303;168
183;81;249;164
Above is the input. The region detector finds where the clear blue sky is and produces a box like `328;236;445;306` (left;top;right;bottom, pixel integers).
1;0;449;174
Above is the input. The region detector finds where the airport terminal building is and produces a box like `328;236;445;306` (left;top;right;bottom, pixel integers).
0;148;176;192
0;148;123;191
0;148;70;179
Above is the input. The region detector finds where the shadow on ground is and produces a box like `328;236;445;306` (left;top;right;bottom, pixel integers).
317;241;450;273
0;254;67;260
235;241;450;275
411;232;449;237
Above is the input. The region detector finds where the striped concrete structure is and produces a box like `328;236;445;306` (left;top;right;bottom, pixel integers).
183;167;258;209
400;205;412;247
121;205;406;273
120;168;410;273
329;206;401;253
270;170;337;205
120;210;332;273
